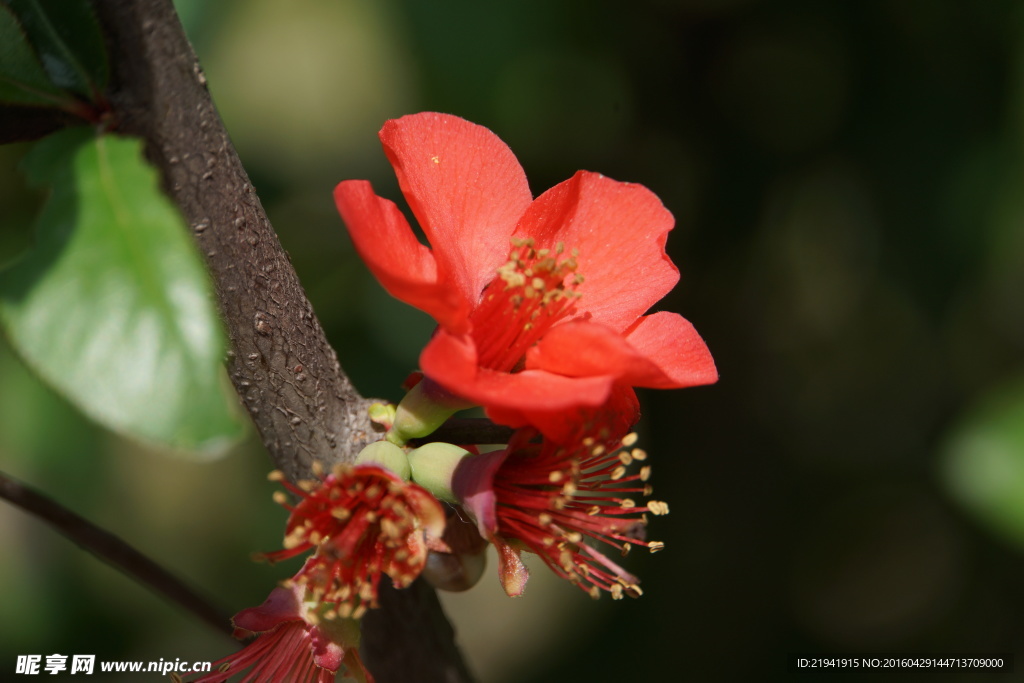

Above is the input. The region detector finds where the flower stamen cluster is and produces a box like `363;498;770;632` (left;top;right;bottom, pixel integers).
189;583;371;683
471;238;582;372
451;428;668;599
259;464;443;619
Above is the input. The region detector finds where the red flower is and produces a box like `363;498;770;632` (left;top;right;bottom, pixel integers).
334;112;717;440
195;583;372;683
261;464;445;618
451;428;667;599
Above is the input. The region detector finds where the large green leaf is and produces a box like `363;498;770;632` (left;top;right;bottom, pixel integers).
0;3;67;106
3;0;109;98
941;377;1024;547
0;128;246;456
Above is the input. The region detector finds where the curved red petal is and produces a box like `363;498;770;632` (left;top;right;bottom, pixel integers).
334;180;470;332
526;314;717;389
451;449;508;539
309;626;346;672
623;311;718;387
231;584;304;634
380;113;533;305
513;170;679;332
494;536;530;597
420;329;616;411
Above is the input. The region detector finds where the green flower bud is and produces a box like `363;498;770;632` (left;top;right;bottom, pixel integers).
354;440;411;480
387;379;473;445
407;441;472;503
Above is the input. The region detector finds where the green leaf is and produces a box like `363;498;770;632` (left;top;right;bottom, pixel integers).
941;377;1024;547
3;0;109;98
0;3;68;107
0;128;246;457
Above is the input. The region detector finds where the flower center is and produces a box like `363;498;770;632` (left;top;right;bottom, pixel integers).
470;238;583;372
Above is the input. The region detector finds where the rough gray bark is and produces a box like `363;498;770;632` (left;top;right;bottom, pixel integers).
91;0;374;484
89;1;474;680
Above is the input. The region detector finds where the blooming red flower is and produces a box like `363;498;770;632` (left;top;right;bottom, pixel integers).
450;427;666;599
261;464;445;619
194;583;372;683
334;112;717;441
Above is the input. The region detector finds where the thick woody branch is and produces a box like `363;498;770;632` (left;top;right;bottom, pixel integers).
89;1;473;680
91;0;376;483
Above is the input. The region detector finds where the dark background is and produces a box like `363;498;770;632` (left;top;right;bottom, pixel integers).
2;0;1023;681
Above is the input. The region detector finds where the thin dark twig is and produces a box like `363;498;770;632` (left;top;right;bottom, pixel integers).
410;418;515;447
0;469;233;639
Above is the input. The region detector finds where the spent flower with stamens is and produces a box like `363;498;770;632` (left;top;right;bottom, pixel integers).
334;112;717;442
451;428;667;599
192;582;372;683
260;464;445;618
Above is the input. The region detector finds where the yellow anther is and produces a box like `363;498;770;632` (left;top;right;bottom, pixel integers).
647;501;669;516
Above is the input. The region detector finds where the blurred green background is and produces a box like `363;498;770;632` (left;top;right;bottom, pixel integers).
3;0;1024;680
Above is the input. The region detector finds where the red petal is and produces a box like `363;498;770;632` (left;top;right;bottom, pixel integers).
513;171;679;331
451;449;509;538
526;313;717;389
309;625;346;672
623;311;718;387
420;329;616;411
380;113;533;305
231;584;304;634
334;180;470;332
494;536;530;597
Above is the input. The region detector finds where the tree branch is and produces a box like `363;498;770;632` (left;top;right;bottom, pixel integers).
0;469;232;638
89;1;474;680
90;0;375;484
411;418;515;448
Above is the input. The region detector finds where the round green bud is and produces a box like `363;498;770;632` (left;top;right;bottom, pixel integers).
407;442;472;503
355;440;411;480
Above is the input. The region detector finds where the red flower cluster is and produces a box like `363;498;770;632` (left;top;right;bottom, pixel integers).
260;464;444;619
194;583;371;683
206;112;718;680
335;112;717;441
453;427;665;599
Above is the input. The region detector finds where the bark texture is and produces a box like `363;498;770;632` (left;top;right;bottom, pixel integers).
89;1;474;680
